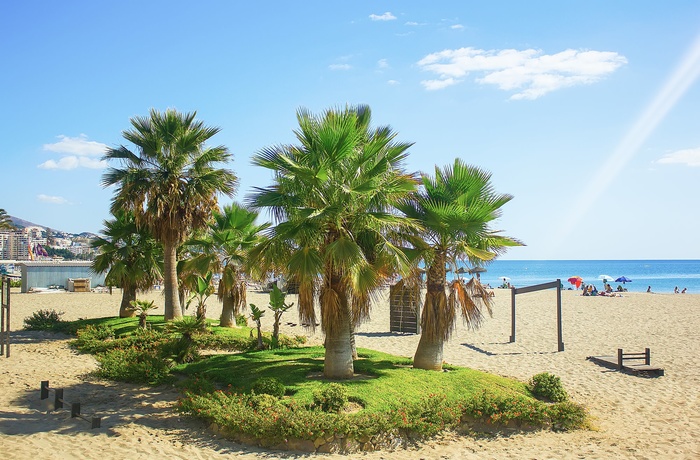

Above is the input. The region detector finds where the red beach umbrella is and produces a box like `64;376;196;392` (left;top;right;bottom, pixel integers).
568;276;583;288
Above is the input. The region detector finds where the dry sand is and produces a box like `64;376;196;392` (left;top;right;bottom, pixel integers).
1;287;699;459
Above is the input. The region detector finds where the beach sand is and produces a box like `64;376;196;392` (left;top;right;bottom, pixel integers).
1;287;699;459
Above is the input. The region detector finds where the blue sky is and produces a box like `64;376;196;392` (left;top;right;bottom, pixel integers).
2;1;700;260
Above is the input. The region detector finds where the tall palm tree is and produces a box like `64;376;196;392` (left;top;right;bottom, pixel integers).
0;209;15;231
248;105;418;379
397;159;522;371
102;109;237;320
186;203;269;327
91;210;163;317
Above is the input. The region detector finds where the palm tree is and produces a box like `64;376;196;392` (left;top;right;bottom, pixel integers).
91;210;163;318
0;209;15;231
186;203;269;327
397;159;522;371
102;109;237;320
248;105;418;379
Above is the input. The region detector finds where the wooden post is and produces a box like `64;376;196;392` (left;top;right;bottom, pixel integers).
55;388;64;409
556;279;564;351
41;380;49;400
1;276;10;358
617;348;624;370
509;287;516;343
645;348;651;365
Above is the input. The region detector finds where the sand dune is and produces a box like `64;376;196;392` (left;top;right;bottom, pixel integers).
1;287;698;459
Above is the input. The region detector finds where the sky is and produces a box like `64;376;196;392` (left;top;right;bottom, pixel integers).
2;1;700;260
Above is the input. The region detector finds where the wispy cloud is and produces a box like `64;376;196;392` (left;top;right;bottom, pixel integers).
405;21;420;26
329;64;352;71
387;80;400;85
418;47;627;99
39;134;108;170
657;147;700;167
37;194;69;205
370;12;396;21
451;24;464;30
377;59;389;69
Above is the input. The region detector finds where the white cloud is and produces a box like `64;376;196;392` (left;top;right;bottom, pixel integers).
38;156;107;170
370;12;396;21
657;147;700;167
405;21;419;26
421;78;462;91
37;194;69;205
40;134;109;170
329;64;352;71
451;24;464;30
43;134;107;156
417;47;627;99
387;80;400;85
377;59;389;69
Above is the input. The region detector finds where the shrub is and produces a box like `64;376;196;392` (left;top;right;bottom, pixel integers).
548;400;588;431
529;372;568;402
95;345;172;384
313;383;348;413
235;314;247;327
23;309;64;331
73;324;115;352
252;377;286;398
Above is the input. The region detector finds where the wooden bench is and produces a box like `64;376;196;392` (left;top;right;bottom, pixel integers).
587;348;664;376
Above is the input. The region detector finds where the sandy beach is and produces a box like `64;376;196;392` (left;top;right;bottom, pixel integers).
1;287;698;459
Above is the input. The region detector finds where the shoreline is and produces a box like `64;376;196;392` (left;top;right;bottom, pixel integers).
1;288;699;459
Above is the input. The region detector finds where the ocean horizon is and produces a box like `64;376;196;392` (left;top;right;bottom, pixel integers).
454;259;700;294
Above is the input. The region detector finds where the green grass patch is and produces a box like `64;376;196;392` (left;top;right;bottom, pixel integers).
45;315;588;450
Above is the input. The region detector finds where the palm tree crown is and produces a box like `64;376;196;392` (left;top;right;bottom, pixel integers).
91;210;163;317
0;209;15;231
102;109;237;320
248;105;418;378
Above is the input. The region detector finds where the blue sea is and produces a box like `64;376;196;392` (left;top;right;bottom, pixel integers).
456;260;700;294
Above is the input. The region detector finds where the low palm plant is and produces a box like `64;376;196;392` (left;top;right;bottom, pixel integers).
129;299;158;329
249;303;265;350
166;316;206;363
268;285;294;348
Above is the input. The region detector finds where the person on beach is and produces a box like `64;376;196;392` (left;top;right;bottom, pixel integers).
682;288;687;293
674;286;679;294
647;286;652;293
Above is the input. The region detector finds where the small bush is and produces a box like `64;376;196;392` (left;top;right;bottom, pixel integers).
73;325;115;352
549;400;588;431
23;309;64;331
249;393;283;410
252;377;286;398
529;372;568;402
95;346;172;384
313;383;348;413
235;314;248;327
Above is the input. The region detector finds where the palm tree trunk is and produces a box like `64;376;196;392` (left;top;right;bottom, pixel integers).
323;279;355;379
119;286;137;318
323;305;354;379
413;252;448;370
413;331;444;370
163;242;182;320
219;295;237;327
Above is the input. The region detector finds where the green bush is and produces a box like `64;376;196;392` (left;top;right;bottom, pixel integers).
95;345;172;385
313;383;349;413
73;325;115;352
528;372;568;402
548;400;588;431
235;314;248;327
252;377;286;398
23;309;64;331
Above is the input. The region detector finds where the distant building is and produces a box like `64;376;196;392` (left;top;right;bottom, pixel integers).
0;231;31;260
18;261;106;292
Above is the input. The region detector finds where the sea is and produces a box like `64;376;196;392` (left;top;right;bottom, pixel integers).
455;260;700;294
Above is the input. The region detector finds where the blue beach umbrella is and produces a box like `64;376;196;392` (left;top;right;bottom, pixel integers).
615;276;632;284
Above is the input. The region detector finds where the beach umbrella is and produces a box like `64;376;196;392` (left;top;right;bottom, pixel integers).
598;274;615;284
615;276;632;284
455;267;468;274
468;267;487;274
568;276;583;288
